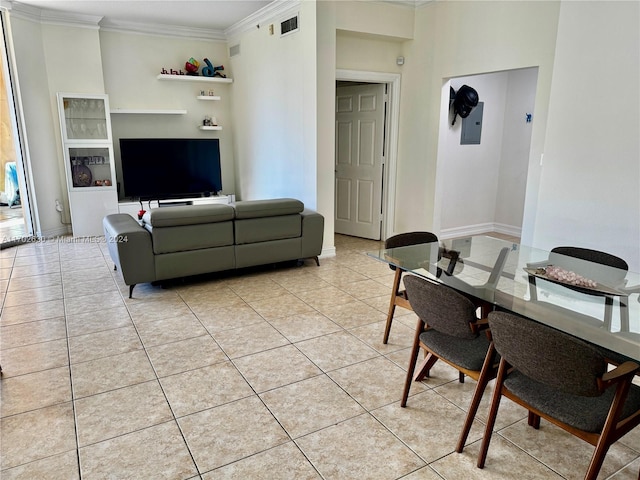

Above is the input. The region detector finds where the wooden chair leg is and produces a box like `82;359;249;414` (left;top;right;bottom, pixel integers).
584;379;633;480
414;352;439;381
401;319;424;407
456;343;496;453
528;411;541;429
383;269;403;344
480;302;493;318
584;441;611;480
477;358;508;469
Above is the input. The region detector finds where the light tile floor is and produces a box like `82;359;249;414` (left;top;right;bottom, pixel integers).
1;234;639;479
0;205;27;246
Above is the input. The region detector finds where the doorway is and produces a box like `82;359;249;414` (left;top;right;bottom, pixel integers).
335;82;385;240
334;70;401;242
435;68;538;239
1;11;34;246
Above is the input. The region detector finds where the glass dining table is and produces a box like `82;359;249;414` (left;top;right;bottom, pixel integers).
367;236;640;361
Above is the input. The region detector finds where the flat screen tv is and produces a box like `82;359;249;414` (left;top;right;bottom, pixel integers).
119;138;222;200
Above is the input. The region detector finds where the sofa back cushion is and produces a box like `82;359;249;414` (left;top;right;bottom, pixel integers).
143;204;234;227
234;198;303;219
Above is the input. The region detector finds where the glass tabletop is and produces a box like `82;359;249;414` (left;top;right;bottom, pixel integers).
368;236;640;361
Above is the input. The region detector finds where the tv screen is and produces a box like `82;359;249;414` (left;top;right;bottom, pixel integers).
119;138;222;200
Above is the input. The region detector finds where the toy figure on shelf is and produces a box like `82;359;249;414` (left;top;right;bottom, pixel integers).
185;57;200;75
201;58;226;78
213;65;226;78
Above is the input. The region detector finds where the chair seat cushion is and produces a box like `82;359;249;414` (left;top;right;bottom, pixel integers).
505;371;640;433
420;329;491;371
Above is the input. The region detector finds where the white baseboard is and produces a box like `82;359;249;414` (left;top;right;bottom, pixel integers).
492;223;522;238
440;223;521;240
320;246;337;258
40;225;73;239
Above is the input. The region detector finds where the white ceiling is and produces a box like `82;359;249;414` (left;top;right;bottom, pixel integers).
10;0;274;33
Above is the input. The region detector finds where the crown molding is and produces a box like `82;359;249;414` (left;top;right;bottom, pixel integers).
372;0;433;9
3;0;430;41
6;0;102;29
5;0;225;39
99;18;226;42
225;0;300;40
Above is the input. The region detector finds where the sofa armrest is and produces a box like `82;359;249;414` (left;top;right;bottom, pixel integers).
103;214;155;296
300;209;324;260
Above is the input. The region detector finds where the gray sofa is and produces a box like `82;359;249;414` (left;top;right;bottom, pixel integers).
103;198;324;297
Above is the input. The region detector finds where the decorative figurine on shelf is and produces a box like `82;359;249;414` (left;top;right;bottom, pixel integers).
203;116;213;126
201;58;226;78
185;57;200;75
213;65;226;78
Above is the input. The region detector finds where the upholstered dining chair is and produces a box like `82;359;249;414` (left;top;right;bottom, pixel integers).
401;275;499;452
527;246;636;331
477;311;640;480
382;231;439;344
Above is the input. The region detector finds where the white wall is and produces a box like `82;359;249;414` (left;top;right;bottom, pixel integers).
99;30;235;199
533;1;640;270
334;1;414;40
316;1;336;254
496;68;537;230
9;16;106;236
7;16;59;236
437;72;508;234
336;31;405;74
228;2;317;208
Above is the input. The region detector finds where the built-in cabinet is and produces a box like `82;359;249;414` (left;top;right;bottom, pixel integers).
57;93;119;237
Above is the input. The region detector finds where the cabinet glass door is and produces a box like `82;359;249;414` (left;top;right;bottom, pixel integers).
61;96;109;141
67;146;114;189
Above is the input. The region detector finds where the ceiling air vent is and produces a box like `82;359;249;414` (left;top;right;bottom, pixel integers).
280;15;298;36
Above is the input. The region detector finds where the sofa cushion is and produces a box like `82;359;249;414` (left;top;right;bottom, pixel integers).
235;215;301;244
234;198;303;219
143;204;234;227
154;245;236;280
235;238;302;268
147;222;234;254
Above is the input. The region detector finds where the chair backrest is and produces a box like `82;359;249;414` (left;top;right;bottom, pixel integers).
385;232;439;272
404;275;478;339
549;246;628;285
488;311;607;397
385;231;438;249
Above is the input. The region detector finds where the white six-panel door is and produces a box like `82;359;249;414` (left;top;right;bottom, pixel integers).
335;83;385;240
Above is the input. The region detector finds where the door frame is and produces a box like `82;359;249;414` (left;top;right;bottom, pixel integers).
1;10;39;239
336;69;400;241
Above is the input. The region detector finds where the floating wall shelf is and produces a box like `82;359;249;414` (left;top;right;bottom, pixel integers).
111;108;187;115
196;95;221;101
199;125;222;131
157;74;233;84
